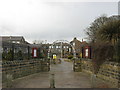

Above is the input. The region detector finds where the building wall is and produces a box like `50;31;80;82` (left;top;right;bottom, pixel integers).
70;37;82;57
48;42;71;58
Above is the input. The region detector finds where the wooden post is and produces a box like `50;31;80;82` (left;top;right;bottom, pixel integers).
12;43;14;61
73;58;76;71
28;46;30;60
79;58;82;72
50;74;55;88
91;74;96;88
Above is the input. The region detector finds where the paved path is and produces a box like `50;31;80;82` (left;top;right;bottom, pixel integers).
13;59;91;88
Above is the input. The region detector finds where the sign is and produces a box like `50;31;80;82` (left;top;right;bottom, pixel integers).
53;54;57;59
32;48;37;58
85;48;88;57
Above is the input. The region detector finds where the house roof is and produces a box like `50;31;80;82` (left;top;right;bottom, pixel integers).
2;36;24;41
30;44;42;48
70;37;81;43
1;36;30;44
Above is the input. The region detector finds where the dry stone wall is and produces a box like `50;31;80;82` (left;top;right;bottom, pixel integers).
2;59;50;83
82;60;119;88
74;59;120;88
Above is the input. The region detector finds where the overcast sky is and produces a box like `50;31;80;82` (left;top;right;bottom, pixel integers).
0;0;119;43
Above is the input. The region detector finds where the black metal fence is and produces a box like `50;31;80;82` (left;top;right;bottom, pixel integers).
2;42;46;61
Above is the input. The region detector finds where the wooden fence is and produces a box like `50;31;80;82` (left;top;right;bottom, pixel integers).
2;59;50;83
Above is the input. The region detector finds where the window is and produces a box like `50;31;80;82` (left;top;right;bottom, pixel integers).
53;46;56;48
56;46;59;48
51;46;53;48
12;41;15;43
69;48;71;52
17;41;20;43
49;46;51;48
73;42;75;46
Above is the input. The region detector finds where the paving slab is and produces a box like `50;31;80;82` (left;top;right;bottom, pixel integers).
13;59;91;88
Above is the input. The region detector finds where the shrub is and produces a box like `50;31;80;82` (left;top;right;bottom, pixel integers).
2;52;7;60
17;50;23;60
91;42;114;74
6;49;13;61
68;55;73;59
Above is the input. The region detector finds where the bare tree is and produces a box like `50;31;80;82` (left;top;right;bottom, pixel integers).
85;15;108;43
33;40;44;44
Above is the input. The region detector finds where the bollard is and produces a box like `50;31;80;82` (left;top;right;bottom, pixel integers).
6;74;13;88
53;59;56;64
91;74;96;88
50;74;55;88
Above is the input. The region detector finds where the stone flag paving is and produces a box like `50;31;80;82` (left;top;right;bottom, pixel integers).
13;59;91;88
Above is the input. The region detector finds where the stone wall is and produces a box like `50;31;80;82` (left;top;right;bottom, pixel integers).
2;59;50;83
73;59;82;72
74;59;120;88
82;60;120;88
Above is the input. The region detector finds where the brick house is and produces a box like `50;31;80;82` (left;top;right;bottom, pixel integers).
70;37;88;58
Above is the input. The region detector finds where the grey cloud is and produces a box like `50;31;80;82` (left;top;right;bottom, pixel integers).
0;1;118;43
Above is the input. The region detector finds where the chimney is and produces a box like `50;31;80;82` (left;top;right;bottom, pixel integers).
10;36;12;39
74;37;77;40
